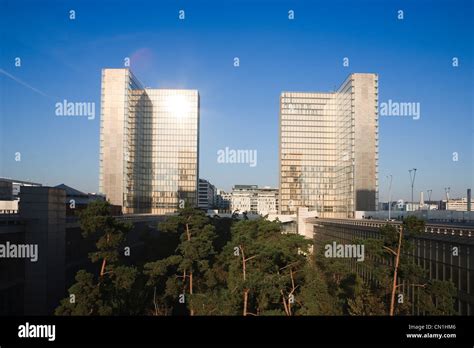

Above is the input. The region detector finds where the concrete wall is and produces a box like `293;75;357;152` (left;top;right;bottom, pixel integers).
100;69;129;207
297;207;318;239
19;186;66;315
352;73;378;211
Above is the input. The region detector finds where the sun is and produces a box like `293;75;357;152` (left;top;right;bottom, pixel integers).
165;95;189;118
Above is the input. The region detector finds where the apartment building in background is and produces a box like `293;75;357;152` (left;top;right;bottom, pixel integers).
279;73;378;217
231;185;279;215
446;197;474;211
216;189;232;211
198;178;216;210
99;69;199;214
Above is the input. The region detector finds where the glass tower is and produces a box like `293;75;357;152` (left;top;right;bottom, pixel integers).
100;69;199;214
279;73;378;217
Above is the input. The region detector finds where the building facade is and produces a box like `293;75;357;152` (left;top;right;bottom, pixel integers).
216;189;231;211
445;197;474;211
279;73;378;217
231;185;279;215
198;179;216;210
0;186;164;315
256;187;279;215
99;69;199;214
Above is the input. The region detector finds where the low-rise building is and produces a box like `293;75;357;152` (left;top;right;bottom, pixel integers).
0;185;163;315
231;185;279;215
0;178;42;214
445;197;474;211
54;184;107;216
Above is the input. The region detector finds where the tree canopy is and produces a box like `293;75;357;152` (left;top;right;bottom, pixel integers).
56;208;456;316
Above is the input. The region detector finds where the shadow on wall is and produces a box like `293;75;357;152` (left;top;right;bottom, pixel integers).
356;189;376;211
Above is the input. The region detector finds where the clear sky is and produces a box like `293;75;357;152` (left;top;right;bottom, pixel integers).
1;0;472;201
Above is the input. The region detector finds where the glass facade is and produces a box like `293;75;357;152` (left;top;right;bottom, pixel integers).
279;73;378;217
100;69;199;215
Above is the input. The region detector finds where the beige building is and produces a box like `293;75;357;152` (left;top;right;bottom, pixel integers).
99;69;199;214
279;73;378;217
446;198;474;211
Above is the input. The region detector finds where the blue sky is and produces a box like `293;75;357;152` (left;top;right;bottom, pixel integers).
0;0;472;201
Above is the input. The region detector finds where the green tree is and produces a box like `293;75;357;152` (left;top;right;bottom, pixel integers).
418;280;456;315
343;274;386;315
55;201;142;315
144;207;217;315
215;218;311;316
362;216;456;315
77;200;132;277
297;256;341;315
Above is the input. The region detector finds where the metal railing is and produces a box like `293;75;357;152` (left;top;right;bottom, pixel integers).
312;218;473;238
63;214;165;227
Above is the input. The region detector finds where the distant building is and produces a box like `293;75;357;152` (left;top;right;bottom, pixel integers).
197;179;216;210
405;202;421;212
216;189;231;211
54;184;107;216
231;185;279;215
0;178;42;213
419;201;440;211
256;187;279;216
231;185;258;213
445;197;474;211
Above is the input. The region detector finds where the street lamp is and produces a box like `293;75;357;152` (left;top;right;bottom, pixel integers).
409;168;417;212
387;175;393;220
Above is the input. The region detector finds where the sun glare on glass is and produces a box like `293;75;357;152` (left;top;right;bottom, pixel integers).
165;95;189;118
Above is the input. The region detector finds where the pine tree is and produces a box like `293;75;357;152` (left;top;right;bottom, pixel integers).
144;207;218;315
55;201;142;315
215;218;311;316
362;216;456;315
297;256;341;315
